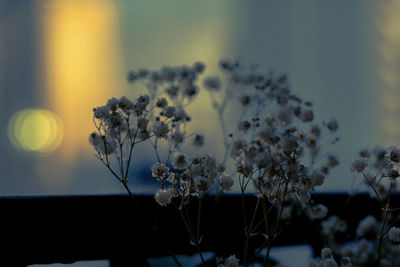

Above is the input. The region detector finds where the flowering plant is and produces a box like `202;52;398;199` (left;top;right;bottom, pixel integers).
89;61;400;267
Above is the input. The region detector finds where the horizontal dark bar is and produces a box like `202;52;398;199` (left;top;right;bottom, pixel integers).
0;193;391;266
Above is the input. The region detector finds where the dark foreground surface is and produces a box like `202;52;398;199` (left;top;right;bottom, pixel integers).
0;193;388;266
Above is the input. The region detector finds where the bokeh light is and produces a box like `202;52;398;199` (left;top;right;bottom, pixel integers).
8;108;63;154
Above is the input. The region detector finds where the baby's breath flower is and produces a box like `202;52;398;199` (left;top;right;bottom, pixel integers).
203;77;221;91
238;120;251;131
356;215;377;237
193;134;205;148
222;255;239;267
118;96;134;112
389;227;400;242
327;155;339;168
137;130;150;140
239;95;251;106
258;127;273;143
136;95;150;110
151;162;169;179
154;188;173;206
310;172;325;187
321;248;333;259
107;97;120;111
183;84;198;98
311;124;321;137
193;62;206;73
194;175;209;192
327;119;338;131
163;106;176;118
219;174;234;191
309;204;328;220
301;109;314;122
351;159;368;173
153;121;169;139
89;132;103;148
98;139;117;155
390;148;400;163
172;152;187;170
230;139;246;158
93;105;110;119
174;109;189;122
156;98;168;108
166;86;179;98
171;131;184;146
276;109;291;125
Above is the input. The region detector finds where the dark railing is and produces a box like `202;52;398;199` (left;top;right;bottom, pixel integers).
0;193;388;266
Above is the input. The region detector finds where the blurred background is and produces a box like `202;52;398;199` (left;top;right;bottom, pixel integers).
0;0;396;196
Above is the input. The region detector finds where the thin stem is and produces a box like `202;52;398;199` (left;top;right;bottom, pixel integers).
197;197;202;241
378;200;391;264
120;181;183;267
243;197;261;267
179;208;207;266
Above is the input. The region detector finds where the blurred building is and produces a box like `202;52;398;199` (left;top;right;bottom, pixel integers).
0;0;394;195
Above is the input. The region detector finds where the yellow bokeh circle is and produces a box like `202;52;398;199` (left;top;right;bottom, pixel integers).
8;108;64;154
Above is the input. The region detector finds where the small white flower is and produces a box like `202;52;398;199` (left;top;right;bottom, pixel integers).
276;109;291;125
327;119;338;131
203;76;221;91
351;159;368;173
321;247;332;259
310;204;328;220
119;96;134;112
193;134;204;148
163;106;176;118
97;139;117;155
171;131;184;146
174;109;189;121
230;140;246;158
93;105;110;119
106;97;120;111
223;255;239;267
356;215;377;237
238;120;251;131
389;226;400;242
153;121;169;139
156;97;168;108
301;109;314;122
193;62;206;73
151;162;169;179
194;175;210;192
172;152;187;170
219;174;234;191
89;132;103;147
258;127;273;143
154;188;172;206
310;172;325;187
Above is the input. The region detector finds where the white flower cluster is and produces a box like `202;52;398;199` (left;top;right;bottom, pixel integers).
128;62;205;104
310;248;352;267
225;71;339;204
319;214;400;266
89;95;151;158
216;255;239;267
352;146;400;200
150;154;233;206
389;227;400;242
